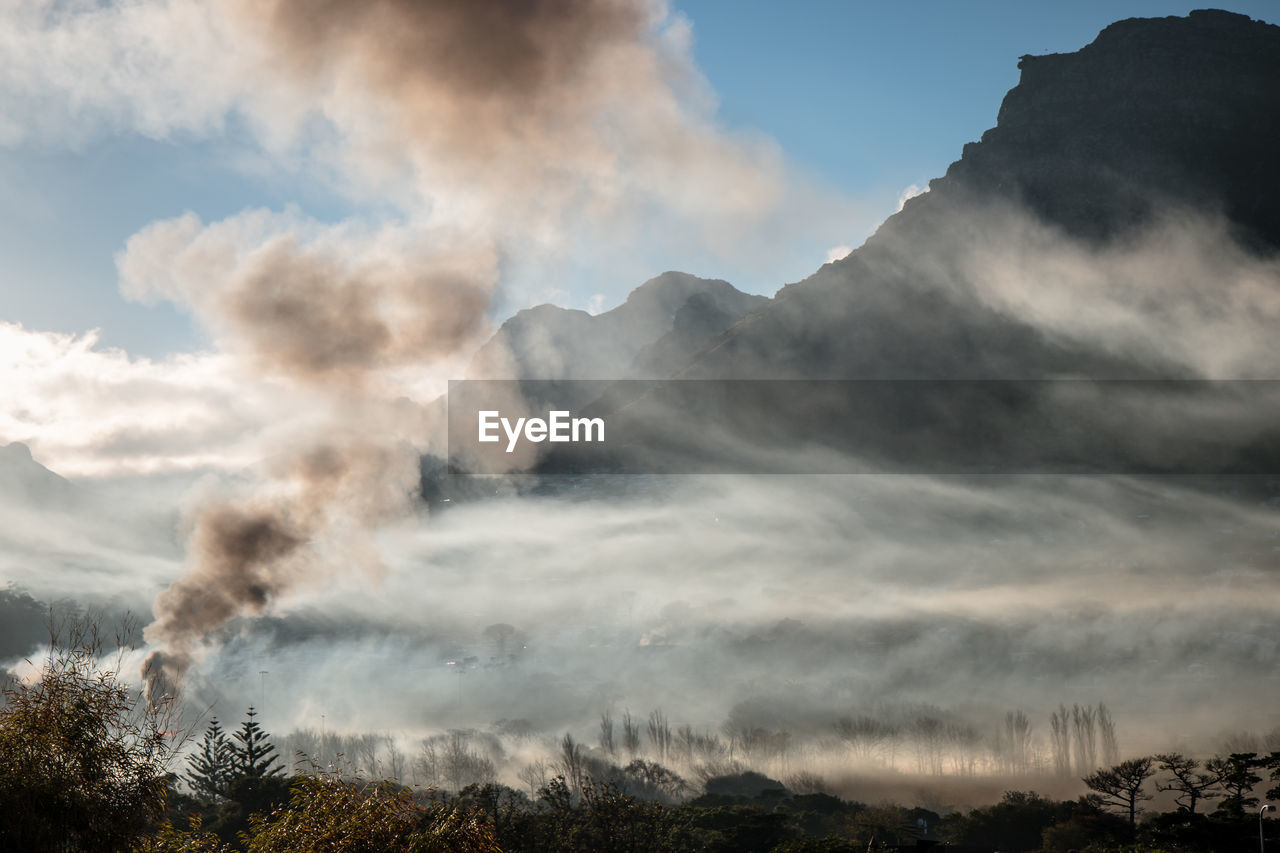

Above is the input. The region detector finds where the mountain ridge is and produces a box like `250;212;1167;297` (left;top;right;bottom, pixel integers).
658;8;1280;381
467;271;766;380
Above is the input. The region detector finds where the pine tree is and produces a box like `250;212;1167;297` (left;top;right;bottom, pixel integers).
230;707;283;779
1082;756;1155;827
185;717;234;798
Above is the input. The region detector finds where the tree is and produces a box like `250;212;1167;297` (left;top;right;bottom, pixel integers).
1096;703;1119;766
648;709;672;762
1154;752;1219;814
186;718;235;799
622;759;689;802
230;707;282;779
993;710;1034;775
1266;750;1280;802
940;790;1077;851
558;733;587;793
1072;704;1097;773
248;775;501;853
1050;705;1072;776
0;621;179;851
516;760;548;799
598;712;615;756
1206;751;1262;818
1082;756;1155;827
500;776;680;853
439;732;495;792
621;711;642;759
834;714;896;763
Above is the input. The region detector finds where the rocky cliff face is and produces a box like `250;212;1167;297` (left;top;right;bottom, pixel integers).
671;10;1280;380
950;9;1280;247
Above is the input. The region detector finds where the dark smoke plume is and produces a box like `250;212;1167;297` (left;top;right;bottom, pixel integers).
143;436;418;703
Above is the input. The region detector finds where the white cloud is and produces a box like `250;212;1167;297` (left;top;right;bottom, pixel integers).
825;245;852;264
0;322;264;476
897;182;927;211
0;0;288;147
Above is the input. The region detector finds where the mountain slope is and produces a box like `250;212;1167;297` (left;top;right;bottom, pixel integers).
0;442;75;506
673;9;1280;381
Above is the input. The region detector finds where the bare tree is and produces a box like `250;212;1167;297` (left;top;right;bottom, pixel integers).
675;725;696;765
910;715;946;776
384;737;406;782
517;759;548;799
440;732;495;791
598;712;615;757
1072;704;1097;773
691;729;727;763
721;719;790;767
994;710;1033;775
1218;731;1260;754
647;709;672;762
413;738;440;787
1050;705;1072;777
1155;752;1219;814
947;722;981;776
1083;756;1155;827
558;733;586;793
621;711;642;759
354;733;382;776
834;715;896;763
1097;703;1119;766
1263;726;1280;753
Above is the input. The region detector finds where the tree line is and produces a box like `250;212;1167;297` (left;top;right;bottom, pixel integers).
4;624;1279;852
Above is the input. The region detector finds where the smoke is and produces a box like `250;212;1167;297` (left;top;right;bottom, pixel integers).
127;0;798;704
118;210;496;390
117;210;495;701
955;204;1280;379
143;436;419;703
224;0;787;234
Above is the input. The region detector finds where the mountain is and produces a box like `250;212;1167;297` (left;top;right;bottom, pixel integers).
443;10;1280;481
660;9;1280;381
0;441;75;506
467;271;766;379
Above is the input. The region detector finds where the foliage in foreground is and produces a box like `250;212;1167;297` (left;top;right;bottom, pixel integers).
144;776;501;853
0;622;177;853
246;775;500;853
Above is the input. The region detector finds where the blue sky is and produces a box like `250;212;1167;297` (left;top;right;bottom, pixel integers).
1;2;1276;360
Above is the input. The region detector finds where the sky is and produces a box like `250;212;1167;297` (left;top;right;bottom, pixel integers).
0;1;1275;362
